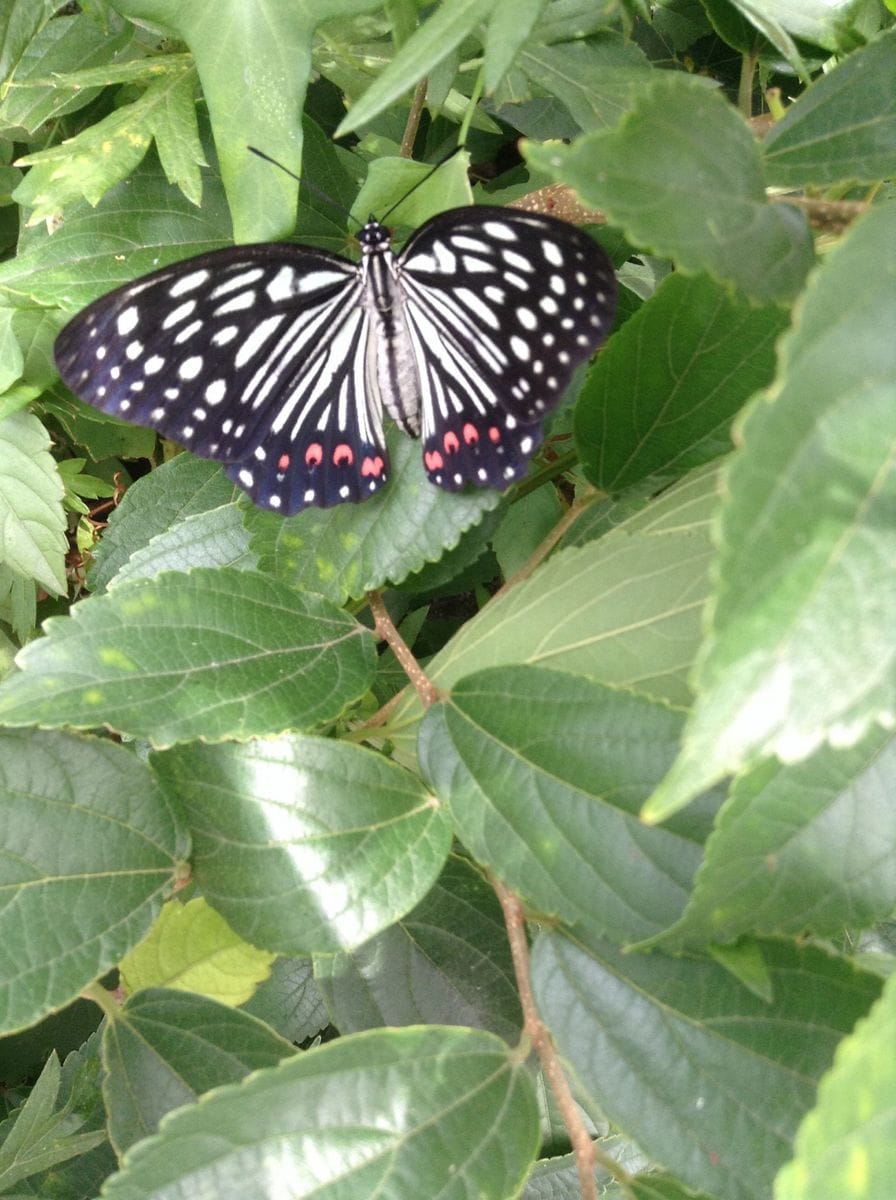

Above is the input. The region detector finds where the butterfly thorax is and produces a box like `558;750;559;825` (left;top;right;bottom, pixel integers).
359;218;422;437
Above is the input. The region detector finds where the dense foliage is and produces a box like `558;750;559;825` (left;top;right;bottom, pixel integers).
0;2;894;1199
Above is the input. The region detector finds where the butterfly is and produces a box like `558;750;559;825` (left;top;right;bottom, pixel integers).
54;204;617;515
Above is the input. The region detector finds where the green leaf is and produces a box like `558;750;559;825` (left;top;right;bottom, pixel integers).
0;567;376;747
240;956;328;1045
0;158;233;309
419;666;707;944
120;898;275;1004
14;64;204;221
776;970;896;1200
0;1052;107;1191
577;272;789;491
108;502;256;589
0;409;66;595
152;735;453;954
730;0;869;53
525;73;815;302
763;30;896;187
645;202;896;821
335;0;497;137
87;455;239;594
532;932;882;1200
314;854;521;1040
0;729;187;1035
483;0;547;92
247;432;501;604
0;0;58;85
114;0;382;242
0;12;138;137
390;462;721;747
653;727;896;951
516;36;652;131
99;1026;539;1200
102;988;296;1154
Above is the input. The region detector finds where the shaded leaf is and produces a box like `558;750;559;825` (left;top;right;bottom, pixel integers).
0;409;66;595
0;729;187;1035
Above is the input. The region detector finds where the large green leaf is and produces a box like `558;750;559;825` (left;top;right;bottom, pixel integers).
0;567;376;746
0;729;187;1035
390;462;721;747
99;1026;539;1200
152;735;453;954
525;73;815;302
113;0;382;242
102;989;295;1154
419;666;708;945
532;931;882;1200
646;202;896;821
776;970;896;1200
576;272;788;491
763;30;896;187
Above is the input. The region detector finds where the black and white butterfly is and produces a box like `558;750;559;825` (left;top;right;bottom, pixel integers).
54;205;617;515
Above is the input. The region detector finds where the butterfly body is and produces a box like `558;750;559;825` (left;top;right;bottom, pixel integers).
55;205;617;514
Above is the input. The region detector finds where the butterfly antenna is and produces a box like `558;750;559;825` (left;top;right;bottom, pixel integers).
247;145;361;229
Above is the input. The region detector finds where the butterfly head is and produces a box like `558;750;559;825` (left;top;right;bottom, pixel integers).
358;218;391;253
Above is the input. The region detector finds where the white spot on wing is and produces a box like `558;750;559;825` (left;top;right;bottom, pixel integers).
179;355;203;380
481;221;517;241
542;241;563;266
116;306;139;336
169;269;210;297
163;300;197;330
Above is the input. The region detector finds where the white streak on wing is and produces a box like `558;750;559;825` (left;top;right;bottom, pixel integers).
272;306;365;436
163;299;197;329
169;269;211;297
210;267;264;299
453;286;501;331
234;314;287;368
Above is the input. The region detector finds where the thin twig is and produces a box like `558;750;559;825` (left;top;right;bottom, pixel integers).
490;490;595;602
367;590;440;709
493;880;633;1200
399;80;428;159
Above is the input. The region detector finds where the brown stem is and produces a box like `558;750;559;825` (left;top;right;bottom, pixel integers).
493;879;634;1200
368;590;440;709
490;490;595;603
399;79;428;159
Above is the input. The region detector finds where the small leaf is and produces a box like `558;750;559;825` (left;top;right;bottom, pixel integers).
0;729;187;1034
120;898;275;1004
152;735;452;954
99;1026;539;1200
0;567;376;746
525;73;815;302
102;988;295;1154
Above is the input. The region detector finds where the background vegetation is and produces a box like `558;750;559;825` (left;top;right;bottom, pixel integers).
0;1;894;1198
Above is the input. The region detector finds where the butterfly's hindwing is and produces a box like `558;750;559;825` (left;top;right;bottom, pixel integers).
396;206;617;489
54;202;617;513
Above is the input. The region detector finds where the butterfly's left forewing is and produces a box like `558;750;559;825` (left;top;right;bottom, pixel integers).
54;244;389;513
397;206;617;490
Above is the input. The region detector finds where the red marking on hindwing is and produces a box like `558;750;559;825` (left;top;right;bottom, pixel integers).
488;426;501;443
424;450;444;471
443;430;460;454
462;422;479;445
361;455;384;478
278;453;291;471
333;443;354;466
305;444;323;467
